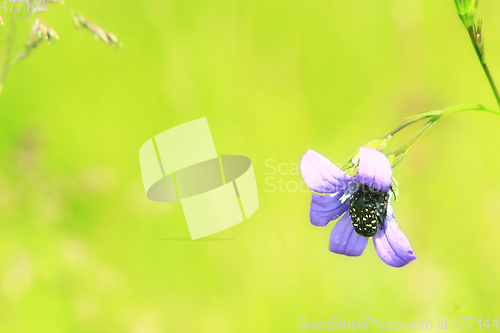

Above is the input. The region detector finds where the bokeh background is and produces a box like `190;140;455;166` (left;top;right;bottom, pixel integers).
1;0;500;332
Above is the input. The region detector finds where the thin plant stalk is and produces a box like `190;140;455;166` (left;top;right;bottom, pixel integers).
386;104;500;167
0;11;17;96
467;26;500;107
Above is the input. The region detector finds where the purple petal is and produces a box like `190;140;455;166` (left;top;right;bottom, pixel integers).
300;149;354;193
354;147;392;192
329;212;369;256
310;191;349;226
373;204;416;267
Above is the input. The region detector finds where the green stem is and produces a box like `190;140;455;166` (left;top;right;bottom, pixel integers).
467;26;500;108
381;117;424;140
440;103;500;117
0;11;18;97
391;119;435;157
388;104;500;166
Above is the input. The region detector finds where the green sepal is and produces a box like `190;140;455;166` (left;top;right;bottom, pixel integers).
342;136;393;172
391;177;400;202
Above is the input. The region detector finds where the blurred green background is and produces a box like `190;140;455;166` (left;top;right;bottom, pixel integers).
1;0;500;332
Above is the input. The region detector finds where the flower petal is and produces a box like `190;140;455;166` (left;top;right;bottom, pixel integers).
310;191;349;226
373;204;416;267
354;147;392;192
329;212;369;256
300;149;354;193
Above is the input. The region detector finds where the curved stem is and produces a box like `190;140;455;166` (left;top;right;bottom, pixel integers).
383;104;500;139
387;104;500;167
439;103;500;117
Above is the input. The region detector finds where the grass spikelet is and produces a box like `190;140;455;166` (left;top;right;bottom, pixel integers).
17;18;59;60
71;12;122;47
0;3;120;95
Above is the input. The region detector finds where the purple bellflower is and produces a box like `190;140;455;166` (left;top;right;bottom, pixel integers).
300;147;416;268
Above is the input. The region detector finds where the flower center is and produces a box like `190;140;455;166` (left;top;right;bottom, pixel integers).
349;184;390;237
